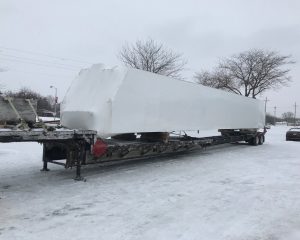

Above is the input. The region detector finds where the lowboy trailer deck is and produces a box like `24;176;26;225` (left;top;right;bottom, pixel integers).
0;127;266;180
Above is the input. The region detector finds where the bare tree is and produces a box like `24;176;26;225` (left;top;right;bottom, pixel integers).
195;69;242;94
46;95;56;106
195;49;294;98
118;38;186;79
266;113;281;125
282;112;294;123
5;87;53;115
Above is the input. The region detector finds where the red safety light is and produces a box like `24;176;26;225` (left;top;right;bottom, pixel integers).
92;139;107;157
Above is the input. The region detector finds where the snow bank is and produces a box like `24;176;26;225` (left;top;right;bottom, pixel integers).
61;64;265;137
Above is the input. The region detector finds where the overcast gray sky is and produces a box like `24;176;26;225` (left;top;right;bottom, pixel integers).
0;0;299;115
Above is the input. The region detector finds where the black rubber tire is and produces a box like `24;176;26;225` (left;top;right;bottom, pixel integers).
258;135;264;145
252;136;259;146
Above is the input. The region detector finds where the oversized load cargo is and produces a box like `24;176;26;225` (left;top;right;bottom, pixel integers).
61;64;265;138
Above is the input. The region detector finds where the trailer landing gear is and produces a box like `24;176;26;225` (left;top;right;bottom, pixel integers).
41;141;87;181
41;144;50;171
74;148;86;182
40;163;50;172
74;164;85;181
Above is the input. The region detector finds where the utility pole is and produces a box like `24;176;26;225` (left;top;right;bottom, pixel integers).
264;97;270;124
273;106;277;125
264;97;269;113
294;102;297;126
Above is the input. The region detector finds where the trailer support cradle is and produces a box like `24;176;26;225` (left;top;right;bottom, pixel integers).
74;141;86;182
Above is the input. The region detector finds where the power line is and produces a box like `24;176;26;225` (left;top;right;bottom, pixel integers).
0;53;84;69
0;46;93;64
1;68;75;78
0;57;80;71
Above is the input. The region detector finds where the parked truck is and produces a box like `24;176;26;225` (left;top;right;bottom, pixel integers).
0;65;266;180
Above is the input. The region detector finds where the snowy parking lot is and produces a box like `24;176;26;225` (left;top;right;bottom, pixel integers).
1;125;300;240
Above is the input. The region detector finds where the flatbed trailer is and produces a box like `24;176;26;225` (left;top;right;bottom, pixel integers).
0;127;266;180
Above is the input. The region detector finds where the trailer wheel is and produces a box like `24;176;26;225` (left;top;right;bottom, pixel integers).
250;136;259;146
258;135;264;145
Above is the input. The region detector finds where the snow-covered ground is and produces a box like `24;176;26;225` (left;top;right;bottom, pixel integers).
1;126;300;240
